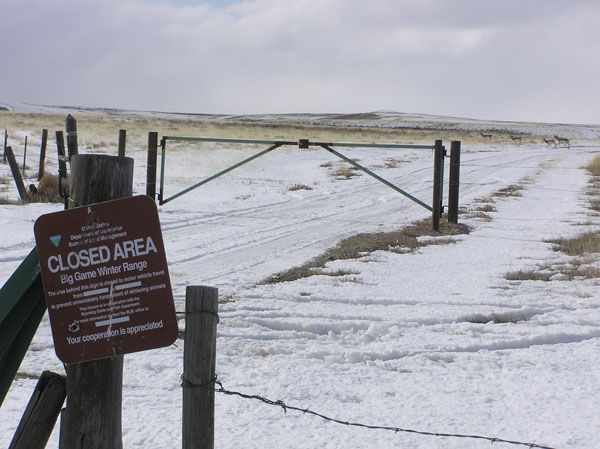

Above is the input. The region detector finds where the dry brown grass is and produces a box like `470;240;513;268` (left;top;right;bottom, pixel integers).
261;218;469;284
332;166;361;180
0;174;63;204
504;270;552;281
0;196;23;205
587;154;600;177
492;185;524;198
475;204;496;212
464;311;530;324
34;175;63;203
550;233;600;256
288;183;313;191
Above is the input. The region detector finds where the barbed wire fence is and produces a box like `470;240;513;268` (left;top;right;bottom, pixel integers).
181;375;560;449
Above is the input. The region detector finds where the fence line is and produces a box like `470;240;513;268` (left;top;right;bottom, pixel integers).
181;376;559;449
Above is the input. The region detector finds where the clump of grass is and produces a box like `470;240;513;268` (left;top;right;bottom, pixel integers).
464;312;530;324
587;154;600;177
0;196;22;205
320;161;333;168
475;204;496;212
288;184;313;191
34;175;63;203
561;266;600;280
0;175;63;204
333;166;360;180
383;158;410;168
261;218;469;284
550;233;600;256
492;185;523;198
504;270;552;281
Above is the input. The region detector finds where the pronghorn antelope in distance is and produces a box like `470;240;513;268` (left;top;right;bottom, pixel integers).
510;135;522;145
543;137;558;148
554;135;570;149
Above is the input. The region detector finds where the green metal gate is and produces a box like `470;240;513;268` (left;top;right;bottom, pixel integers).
156;137;443;214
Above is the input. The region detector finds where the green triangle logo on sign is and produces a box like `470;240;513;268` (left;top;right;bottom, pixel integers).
50;235;61;247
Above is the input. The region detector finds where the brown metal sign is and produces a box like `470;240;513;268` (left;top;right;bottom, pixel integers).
34;195;178;363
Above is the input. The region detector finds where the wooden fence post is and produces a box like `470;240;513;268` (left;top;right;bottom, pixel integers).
9;371;67;449
22;136;28;175
183;286;218;449
146;132;158;200
118;129;126;157
447;140;461;224
3;128;7;163
58;154;134;449
55;131;67;180
432;139;444;231
5;147;28;201
65;114;78;162
38;129;48;180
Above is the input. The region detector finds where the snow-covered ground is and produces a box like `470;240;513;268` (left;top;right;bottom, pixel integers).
0;112;599;449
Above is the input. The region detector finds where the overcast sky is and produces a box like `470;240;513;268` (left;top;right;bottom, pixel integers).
2;0;599;123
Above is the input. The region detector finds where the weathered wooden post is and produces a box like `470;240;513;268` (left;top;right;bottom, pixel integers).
65;114;78;162
22;136;28;175
58;154;134;449
432;140;444;231
5;146;28;201
9;371;67;449
146;132;158;200
38;129;48;180
55;131;67;181
447;140;461;224
118;129;126;157
3;128;7;163
182;285;218;449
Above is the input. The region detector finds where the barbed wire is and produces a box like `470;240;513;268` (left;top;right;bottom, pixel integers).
181;375;560;449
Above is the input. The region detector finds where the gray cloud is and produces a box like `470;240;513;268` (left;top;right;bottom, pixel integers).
1;0;599;123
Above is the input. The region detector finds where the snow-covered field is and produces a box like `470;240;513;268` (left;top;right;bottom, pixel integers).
1;109;599;449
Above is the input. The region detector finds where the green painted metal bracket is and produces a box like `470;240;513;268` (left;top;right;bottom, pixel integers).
0;247;47;407
160;143;284;205
320;145;433;211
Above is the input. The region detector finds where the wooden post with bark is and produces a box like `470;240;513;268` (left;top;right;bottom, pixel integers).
38;129;48;180
22;136;28;175
182;285;218;449
9;371;67;449
432;139;444;231
3;128;7;163
5;146;28;201
118;129;126;157
447;140;461;224
65;114;78;162
55;131;67;180
146;132;158;200
58;154;134;449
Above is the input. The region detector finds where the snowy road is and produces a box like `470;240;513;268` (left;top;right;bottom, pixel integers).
1;141;599;449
